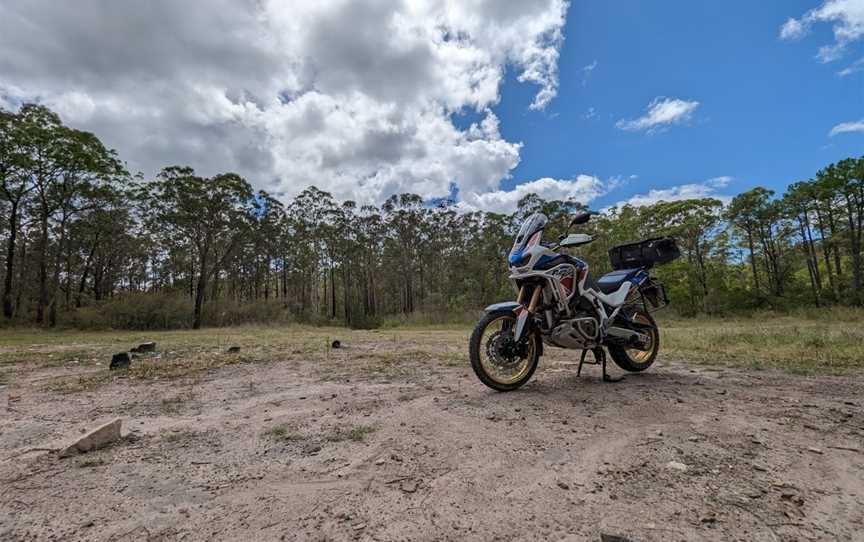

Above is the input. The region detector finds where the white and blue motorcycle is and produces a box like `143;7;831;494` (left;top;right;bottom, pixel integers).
469;211;680;391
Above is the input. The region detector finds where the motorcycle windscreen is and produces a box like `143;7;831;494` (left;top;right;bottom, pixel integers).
509;213;548;264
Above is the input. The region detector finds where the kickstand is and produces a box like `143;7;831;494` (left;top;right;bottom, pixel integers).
577;349;592;377
595;347;624;383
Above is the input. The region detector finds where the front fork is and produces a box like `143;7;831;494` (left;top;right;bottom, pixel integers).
513;285;542;342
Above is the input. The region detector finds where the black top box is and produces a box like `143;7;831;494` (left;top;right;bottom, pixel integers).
609;237;681;270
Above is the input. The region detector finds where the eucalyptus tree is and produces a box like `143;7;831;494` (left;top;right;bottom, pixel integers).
832;158;864;303
783;181;823;304
382;194;426;314
141;167;255;328
0;108;31;318
645;198;725;313
726;188;768;293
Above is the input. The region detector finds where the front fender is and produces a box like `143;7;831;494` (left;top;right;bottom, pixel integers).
482;302;544;356
484;301;521;313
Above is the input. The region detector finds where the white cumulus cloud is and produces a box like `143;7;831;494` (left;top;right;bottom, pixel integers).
614;176;732;208
0;0;570;206
460;175;607;214
829;119;864;136
780;0;864;62
616;97;700;133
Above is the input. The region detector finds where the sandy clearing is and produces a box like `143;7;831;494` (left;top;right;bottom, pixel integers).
1;339;863;541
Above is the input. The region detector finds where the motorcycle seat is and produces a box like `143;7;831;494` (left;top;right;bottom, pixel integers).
596;268;642;294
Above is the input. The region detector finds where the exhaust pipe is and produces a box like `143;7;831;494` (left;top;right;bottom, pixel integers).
606;326;649;349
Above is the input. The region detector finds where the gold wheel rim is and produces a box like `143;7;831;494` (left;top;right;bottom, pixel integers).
479;315;535;385
625;313;657;364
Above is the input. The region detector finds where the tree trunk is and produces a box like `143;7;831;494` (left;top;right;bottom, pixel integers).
745;227;760;293
844;194;862;302
827;206;842;277
76;236;99;308
3;200;18;318
193;251;209;330
36;216;49;324
813;206;837;296
799;217;820;306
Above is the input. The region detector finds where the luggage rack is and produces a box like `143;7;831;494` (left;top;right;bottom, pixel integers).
639;278;669;312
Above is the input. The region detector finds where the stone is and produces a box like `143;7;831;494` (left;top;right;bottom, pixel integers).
331;340;341;349
665;461;689;472
557;481;570;490
59;419;123;458
130;342;156;354
807;447;824;454
226;346;241;353
600;534;633;542
109;352;131;370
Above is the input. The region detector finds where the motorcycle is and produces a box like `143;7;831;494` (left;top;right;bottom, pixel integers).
469;211;680;391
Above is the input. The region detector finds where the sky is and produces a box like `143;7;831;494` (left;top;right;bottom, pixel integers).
0;0;862;213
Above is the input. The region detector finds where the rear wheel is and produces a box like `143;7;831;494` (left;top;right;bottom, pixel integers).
608;310;659;372
469;310;540;392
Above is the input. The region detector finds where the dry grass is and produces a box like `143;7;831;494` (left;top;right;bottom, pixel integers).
660;310;864;374
1;310;862;395
327;424;377;443
0;325;469;393
262;425;304;443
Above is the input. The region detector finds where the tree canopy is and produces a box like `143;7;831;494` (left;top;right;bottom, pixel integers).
2;103;864;328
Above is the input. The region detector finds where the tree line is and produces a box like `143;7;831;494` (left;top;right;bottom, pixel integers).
1;103;863;329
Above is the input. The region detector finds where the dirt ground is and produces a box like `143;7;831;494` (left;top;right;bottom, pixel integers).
1;328;863;541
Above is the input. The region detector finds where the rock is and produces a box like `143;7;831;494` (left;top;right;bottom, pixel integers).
700;516;717;524
303;444;322;455
557;481;570;490
130;342;156;354
600;534;633;542
752;464;768;472
375;458;386;465
226;346;241;353
59;419;123;458
109;352;131;370
399;479;419;493
687;436;700;442
807;447;824;454
331;340;341;349
665;461;689;472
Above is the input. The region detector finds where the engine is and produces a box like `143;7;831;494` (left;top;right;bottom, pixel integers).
548;311;599;350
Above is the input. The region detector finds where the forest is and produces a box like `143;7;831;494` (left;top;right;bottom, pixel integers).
1;103;863;330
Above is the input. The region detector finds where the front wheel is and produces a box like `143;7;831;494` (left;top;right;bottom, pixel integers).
469;310;540;392
608;310;659;372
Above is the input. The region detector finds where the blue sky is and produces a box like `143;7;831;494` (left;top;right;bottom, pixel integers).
490;0;863;208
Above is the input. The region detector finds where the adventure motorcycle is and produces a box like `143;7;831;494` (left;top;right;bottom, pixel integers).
469;211;680;391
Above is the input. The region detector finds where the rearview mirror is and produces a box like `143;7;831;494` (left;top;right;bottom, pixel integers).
569;211;592;227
